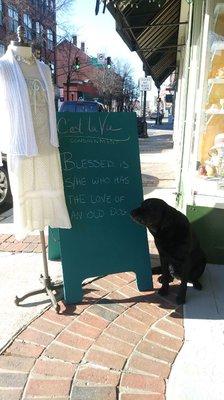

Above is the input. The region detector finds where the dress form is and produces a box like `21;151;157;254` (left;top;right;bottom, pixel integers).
10;27;63;313
10;25;33;58
10;44;32;59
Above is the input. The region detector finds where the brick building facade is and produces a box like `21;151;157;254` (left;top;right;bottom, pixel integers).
56;37;100;102
0;0;56;74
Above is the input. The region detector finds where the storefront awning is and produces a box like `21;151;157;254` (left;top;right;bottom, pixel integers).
106;0;184;87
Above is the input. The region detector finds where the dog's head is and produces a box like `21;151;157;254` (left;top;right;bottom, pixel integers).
130;198;169;230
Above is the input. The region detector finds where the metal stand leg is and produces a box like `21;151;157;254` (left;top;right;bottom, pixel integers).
14;231;63;313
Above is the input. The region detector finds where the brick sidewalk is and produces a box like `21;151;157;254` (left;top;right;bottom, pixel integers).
0;234;47;253
0;272;183;400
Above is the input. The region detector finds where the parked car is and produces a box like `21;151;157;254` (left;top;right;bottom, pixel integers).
60;100;106;113
0;154;12;208
149;110;164;124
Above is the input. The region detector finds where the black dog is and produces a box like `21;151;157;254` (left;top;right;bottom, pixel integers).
131;198;206;304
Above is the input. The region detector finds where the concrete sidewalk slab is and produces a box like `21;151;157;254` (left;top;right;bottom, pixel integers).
0;252;62;351
166;264;224;400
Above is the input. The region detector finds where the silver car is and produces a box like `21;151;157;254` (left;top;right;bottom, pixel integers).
0;154;12;207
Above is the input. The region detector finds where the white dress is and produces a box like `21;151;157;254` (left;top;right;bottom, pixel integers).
7;61;71;239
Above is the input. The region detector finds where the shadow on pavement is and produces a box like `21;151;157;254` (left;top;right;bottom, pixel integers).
59;285;183;321
0;203;12;215
147;121;174;131
141;174;159;188
139;134;174;153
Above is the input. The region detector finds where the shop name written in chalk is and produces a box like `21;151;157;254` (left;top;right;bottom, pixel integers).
58;114;122;137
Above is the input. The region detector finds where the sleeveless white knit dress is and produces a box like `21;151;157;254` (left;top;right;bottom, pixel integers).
7;61;71;239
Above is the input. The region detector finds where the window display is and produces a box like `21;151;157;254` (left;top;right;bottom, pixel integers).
196;3;224;197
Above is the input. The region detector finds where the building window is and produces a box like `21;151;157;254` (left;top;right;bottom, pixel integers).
8;6;19;33
0;43;5;57
0;0;3;25
49;61;55;75
46;0;54;10
47;29;54;50
31;0;44;13
31;0;39;7
23;13;32;41
40;0;45;13
35;21;43;40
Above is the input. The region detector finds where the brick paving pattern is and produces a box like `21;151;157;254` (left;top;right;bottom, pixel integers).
0;271;184;399
0;234;46;253
0;129;180;398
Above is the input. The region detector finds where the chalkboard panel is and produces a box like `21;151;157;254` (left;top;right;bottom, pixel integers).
55;112;152;303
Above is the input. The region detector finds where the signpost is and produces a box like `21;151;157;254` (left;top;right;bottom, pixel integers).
49;112;152;303
97;53;105;64
139;76;151;136
139;76;151;92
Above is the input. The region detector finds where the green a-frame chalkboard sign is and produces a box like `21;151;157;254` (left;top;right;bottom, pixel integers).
49;112;152;303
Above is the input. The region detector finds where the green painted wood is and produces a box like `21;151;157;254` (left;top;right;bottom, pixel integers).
187;205;224;264
48;227;60;261
51;112;152;303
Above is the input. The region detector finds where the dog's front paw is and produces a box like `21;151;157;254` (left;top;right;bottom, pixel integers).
176;295;186;305
158;286;169;296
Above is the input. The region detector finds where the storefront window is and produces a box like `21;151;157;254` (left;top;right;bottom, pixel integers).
8;5;18;33
194;1;224;197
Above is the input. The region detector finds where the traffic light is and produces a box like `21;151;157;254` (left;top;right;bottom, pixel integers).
106;56;111;69
75;57;80;70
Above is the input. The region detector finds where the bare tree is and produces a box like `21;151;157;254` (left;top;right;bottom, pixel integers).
55;0;73;12
114;61;139;110
89;60;139;111
4;0;73;18
89;65;123;110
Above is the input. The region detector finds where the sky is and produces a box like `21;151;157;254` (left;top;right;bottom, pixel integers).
59;0;145;83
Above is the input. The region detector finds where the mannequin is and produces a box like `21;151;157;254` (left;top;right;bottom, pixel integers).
0;26;71;312
10;44;32;58
9;26;35;73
